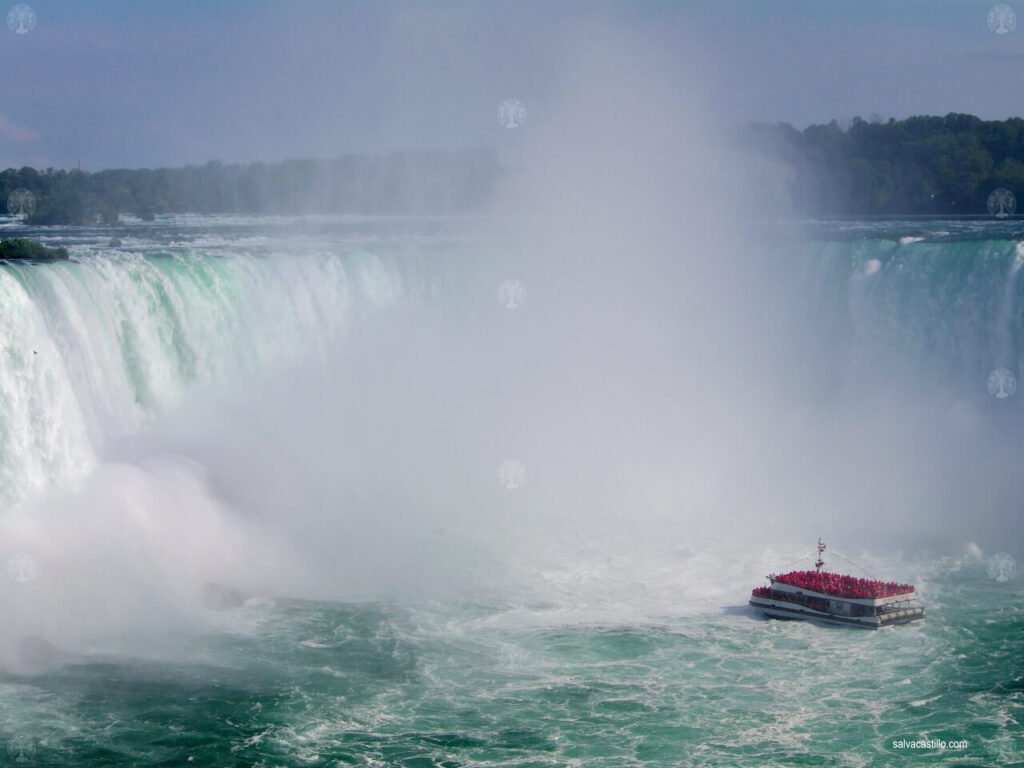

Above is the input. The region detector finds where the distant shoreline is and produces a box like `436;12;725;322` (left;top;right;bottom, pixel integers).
0;149;502;226
749;113;1024;217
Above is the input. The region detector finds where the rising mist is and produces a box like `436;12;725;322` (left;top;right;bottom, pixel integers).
1;9;1021;673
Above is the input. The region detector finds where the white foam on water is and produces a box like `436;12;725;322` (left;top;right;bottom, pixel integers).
0;235;413;666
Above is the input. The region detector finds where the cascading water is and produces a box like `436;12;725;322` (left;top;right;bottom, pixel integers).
0;216;1020;768
0;234;403;506
775;229;1024;408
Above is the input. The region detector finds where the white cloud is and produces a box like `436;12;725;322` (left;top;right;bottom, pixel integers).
0;114;40;142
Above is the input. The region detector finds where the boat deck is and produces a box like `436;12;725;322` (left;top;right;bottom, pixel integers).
749;541;925;628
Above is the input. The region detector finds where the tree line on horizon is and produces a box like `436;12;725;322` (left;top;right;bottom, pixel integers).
0;150;502;225
747;113;1024;216
5;115;1024;224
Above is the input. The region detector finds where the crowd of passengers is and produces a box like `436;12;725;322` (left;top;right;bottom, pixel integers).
765;570;913;598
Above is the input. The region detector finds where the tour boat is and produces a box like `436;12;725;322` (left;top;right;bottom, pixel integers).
749;540;925;628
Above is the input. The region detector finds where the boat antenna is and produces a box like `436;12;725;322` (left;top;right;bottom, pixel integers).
814;538;826;573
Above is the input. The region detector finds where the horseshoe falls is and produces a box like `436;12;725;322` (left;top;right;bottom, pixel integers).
0;216;1021;768
0;242;400;507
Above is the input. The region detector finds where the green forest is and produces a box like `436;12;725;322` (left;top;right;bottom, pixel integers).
0;150;501;225
748;113;1024;216
0;238;68;260
5;115;1024;223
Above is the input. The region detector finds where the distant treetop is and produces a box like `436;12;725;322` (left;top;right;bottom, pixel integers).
746;113;1024;216
0;150;502;226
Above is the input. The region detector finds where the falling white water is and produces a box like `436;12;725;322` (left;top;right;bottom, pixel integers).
0;248;401;507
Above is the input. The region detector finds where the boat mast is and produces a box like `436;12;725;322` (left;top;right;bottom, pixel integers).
814;538;826;573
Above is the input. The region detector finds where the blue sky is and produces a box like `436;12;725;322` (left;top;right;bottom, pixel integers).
0;0;1021;170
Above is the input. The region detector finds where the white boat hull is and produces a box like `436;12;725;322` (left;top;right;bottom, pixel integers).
750;596;925;629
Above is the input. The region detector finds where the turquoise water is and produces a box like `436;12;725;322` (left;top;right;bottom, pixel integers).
2;561;1020;767
0;216;1021;767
